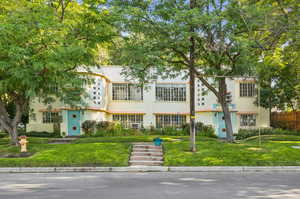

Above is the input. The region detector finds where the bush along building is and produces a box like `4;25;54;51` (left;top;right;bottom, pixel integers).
27;66;270;138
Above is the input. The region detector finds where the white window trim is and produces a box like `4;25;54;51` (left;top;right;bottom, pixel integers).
155;84;186;102
240;114;256;127
112;83;143;101
155;114;187;128
112;114;144;128
240;82;256;97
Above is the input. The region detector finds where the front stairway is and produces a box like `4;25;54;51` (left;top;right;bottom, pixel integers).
129;142;164;166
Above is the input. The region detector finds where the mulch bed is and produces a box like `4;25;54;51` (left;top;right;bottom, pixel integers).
0;152;35;158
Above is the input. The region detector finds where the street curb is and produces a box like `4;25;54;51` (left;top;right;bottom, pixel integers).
1;166;300;173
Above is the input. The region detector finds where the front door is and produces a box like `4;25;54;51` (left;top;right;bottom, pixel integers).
216;112;226;138
214;112;237;138
67;110;81;136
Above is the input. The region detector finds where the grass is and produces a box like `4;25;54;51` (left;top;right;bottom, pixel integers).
0;137;130;167
1;134;300;167
164;135;300;166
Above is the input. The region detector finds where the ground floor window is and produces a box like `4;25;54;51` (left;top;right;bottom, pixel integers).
240;114;256;127
156;115;186;128
42;112;60;123
112;114;143;128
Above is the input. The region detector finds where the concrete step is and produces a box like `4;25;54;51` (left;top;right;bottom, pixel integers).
129;142;164;166
132;149;163;153
130;156;163;161
132;152;163;156
133;145;161;149
129;160;163;166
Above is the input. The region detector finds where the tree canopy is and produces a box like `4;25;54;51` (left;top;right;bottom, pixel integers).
0;0;115;145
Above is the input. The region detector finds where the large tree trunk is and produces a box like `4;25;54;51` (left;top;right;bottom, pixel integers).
189;0;196;152
220;101;234;142
0;101;25;146
0;120;19;146
9;126;19;146
189;68;196;152
219;78;234;142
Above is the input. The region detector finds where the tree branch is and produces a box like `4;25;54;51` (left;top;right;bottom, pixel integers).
191;68;221;100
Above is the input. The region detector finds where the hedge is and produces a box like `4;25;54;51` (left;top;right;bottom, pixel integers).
235;128;300;140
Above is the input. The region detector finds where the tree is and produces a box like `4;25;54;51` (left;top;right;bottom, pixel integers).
111;0;258;145
0;0;114;145
239;0;300;112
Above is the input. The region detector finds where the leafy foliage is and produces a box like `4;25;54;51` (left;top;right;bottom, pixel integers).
235;128;300;140
19;131;61;138
0;0;115;144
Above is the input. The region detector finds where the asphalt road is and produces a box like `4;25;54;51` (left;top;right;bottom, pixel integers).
0;172;300;199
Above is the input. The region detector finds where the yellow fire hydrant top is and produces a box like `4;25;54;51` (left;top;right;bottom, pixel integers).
19;136;28;153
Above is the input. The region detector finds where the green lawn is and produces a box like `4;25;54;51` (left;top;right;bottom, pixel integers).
1;135;300;167
0;137;130;167
164;135;300;166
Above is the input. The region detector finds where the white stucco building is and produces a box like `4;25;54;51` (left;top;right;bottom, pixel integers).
27;66;270;138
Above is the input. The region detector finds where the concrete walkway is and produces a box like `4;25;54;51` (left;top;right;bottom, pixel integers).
129;142;164;166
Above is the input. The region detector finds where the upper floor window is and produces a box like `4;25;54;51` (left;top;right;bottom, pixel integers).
156;84;186;101
240;114;256;127
42;112;60;123
112;114;143;129
112;83;143;101
155;114;186;128
240;83;256;97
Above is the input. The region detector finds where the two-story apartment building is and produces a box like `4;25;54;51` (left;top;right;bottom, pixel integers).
27;66;270;138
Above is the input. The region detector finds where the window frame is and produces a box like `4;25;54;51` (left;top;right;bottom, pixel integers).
240;114;256;127
112;114;144;128
112;83;143;101
240;82;256;97
155;83;186;102
42;112;60;123
155;114;187;128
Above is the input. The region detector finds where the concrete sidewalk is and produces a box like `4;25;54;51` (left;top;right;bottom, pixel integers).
1;166;300;173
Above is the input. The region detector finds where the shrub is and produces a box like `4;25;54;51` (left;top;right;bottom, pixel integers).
93;121;145;137
160;126;188;136
95;121;113;131
81;120;97;135
19;131;61;138
235;128;300;140
0;131;7;138
182;122;217;138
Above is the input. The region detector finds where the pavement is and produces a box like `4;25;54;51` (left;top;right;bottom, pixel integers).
1;166;300;173
1;172;300;199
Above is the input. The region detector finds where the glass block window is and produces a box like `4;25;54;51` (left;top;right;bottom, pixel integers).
155;115;186;128
92;78;103;105
240;114;256;127
42;112;60;123
156;84;186;101
112;114;143;128
240;83;256;97
112;83;143;101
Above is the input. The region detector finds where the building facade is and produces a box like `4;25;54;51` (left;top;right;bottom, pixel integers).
27;66;270;137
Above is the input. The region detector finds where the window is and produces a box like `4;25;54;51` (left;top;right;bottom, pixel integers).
112;84;143;100
240;83;256;97
42;112;60;123
156;84;186;101
156;115;186;128
112;114;143;128
240;114;256;127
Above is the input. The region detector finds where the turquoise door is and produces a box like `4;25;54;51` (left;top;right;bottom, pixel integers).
216;113;226;138
214;112;237;138
67;110;81;136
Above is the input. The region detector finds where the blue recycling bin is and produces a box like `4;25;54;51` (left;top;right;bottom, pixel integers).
153;137;163;146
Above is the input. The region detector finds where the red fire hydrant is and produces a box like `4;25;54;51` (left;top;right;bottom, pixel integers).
19;136;28;153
